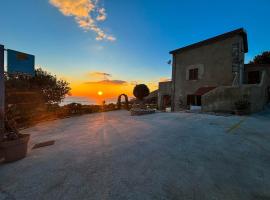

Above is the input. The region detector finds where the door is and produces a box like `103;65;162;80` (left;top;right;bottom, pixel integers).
162;95;171;109
187;95;201;106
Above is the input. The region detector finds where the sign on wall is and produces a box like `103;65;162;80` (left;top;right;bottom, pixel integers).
7;49;35;76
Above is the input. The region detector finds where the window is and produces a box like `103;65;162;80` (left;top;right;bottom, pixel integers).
248;71;260;84
189;68;198;80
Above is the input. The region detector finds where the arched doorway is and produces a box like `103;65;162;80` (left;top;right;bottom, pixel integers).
117;94;129;110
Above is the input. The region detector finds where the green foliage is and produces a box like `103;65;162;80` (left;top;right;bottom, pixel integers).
4;68;70;128
62;103;118;116
5;102;119;129
66;103;83;115
5;68;71;105
32;68;71;104
133;84;150;100
46;103;60;112
249;51;270;64
4;67;121;128
107;103;116;110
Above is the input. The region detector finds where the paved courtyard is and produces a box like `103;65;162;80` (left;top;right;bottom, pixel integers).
1;110;270;200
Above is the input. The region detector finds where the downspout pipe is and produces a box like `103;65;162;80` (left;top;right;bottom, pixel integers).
171;54;176;111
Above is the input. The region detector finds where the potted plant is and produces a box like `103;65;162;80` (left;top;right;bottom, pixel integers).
234;99;251;115
0;107;30;163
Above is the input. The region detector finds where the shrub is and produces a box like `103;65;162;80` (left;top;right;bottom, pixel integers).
133;84;150;100
66;103;83;115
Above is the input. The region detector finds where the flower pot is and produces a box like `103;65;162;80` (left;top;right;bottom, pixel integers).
0;134;30;163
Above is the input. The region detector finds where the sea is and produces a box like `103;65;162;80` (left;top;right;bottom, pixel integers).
60;96;118;106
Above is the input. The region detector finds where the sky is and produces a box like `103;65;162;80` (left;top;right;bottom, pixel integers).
1;0;270;104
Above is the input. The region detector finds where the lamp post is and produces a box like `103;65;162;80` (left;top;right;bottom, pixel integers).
0;45;4;141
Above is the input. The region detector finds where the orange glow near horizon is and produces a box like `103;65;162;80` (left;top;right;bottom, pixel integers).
97;91;103;96
70;81;134;104
69;79;158;104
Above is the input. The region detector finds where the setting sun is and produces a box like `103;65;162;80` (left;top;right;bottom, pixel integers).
97;91;103;96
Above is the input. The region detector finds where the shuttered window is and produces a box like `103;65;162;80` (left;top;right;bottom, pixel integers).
189;68;198;80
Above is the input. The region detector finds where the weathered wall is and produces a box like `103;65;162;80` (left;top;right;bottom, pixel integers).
158;81;172;110
171;35;245;111
202;70;270;113
244;64;270;83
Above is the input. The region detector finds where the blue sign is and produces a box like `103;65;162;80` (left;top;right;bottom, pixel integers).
7;49;35;76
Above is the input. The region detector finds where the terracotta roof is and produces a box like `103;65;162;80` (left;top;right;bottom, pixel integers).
194;87;216;96
170;28;248;54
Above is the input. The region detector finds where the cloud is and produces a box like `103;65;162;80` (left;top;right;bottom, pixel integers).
49;0;115;41
96;8;106;21
130;81;138;86
84;80;127;85
88;71;112;79
85;71;126;85
159;77;171;82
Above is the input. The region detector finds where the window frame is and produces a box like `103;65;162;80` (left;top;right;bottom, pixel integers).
189;68;199;80
247;71;260;84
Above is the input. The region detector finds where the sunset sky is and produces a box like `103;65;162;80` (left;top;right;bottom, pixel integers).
1;0;270;104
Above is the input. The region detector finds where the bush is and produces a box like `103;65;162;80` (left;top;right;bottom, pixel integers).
133;84;150;100
65;103;83;115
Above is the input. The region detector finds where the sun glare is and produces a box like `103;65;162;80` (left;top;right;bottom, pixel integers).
97;91;103;96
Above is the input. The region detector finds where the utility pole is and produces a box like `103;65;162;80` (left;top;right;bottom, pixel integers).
0;45;4;141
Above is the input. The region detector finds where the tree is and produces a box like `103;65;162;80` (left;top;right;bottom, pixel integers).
133;84;150;101
249;51;270;64
31;68;70;104
5;68;71;105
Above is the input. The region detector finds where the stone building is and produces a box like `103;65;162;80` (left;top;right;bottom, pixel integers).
158;28;270;113
158;81;172;110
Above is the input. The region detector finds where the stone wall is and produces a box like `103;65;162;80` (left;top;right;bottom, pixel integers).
171;35;245;111
158;81;172;110
244;64;270;84
202;70;270;113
